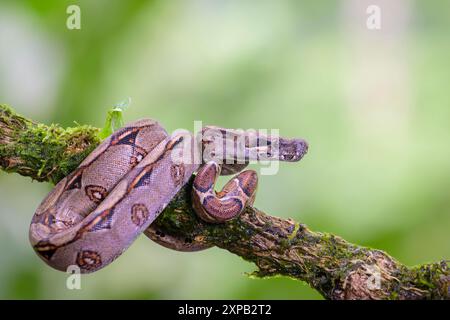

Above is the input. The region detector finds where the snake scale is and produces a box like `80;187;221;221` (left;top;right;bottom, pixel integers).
29;119;308;273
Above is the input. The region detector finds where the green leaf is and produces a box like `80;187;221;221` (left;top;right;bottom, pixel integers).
98;97;131;140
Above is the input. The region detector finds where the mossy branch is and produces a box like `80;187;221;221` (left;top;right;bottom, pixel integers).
1;104;448;300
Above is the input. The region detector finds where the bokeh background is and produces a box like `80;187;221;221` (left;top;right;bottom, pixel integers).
0;0;449;299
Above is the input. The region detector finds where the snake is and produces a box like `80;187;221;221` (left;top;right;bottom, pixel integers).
29;119;308;273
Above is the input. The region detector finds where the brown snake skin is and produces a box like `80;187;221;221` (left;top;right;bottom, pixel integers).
29;119;308;273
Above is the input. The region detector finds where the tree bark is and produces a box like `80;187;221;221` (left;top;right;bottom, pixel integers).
0;104;448;300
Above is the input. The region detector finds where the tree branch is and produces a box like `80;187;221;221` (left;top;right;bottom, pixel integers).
1;104;448;300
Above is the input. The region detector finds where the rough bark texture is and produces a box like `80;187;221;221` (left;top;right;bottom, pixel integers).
1;104;448;300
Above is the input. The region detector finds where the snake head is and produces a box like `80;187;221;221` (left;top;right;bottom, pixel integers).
254;137;309;162
277;138;309;162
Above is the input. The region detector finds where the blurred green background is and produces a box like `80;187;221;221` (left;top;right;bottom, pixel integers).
0;0;449;299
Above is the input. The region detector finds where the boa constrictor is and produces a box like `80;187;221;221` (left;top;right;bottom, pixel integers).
30;119;308;273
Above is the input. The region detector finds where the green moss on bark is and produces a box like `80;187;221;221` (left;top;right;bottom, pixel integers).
1;104;100;183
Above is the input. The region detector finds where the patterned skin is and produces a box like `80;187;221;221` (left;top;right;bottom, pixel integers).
29;119;308;273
